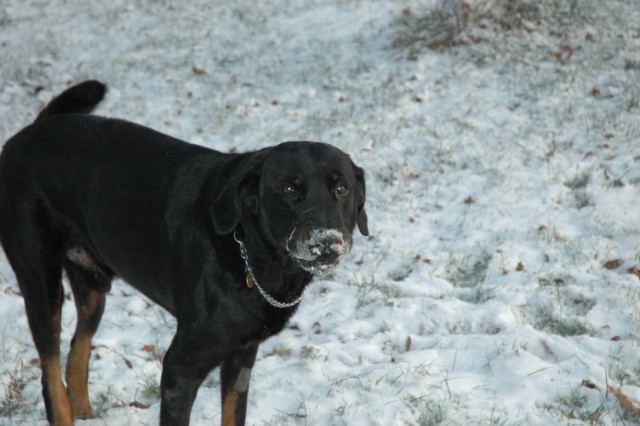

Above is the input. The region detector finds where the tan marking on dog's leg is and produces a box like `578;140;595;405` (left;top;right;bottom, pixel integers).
42;356;73;426
222;367;252;425
66;332;95;419
66;290;102;419
222;389;238;426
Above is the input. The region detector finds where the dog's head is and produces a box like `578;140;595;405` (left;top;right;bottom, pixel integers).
210;142;368;275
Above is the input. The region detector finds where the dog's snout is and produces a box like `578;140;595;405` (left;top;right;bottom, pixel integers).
287;228;351;274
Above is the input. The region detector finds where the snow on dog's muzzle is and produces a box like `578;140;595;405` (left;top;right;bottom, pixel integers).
286;228;351;275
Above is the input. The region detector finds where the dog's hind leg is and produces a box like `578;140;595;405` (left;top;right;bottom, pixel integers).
6;250;72;425
64;262;109;420
220;345;259;426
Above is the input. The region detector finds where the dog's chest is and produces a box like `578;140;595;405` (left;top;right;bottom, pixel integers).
235;304;297;347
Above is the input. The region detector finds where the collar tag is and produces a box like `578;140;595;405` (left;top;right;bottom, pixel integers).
245;274;255;289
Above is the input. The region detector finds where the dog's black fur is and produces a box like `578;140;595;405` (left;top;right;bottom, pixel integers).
0;81;368;426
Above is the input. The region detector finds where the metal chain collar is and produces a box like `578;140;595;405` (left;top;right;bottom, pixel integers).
233;231;303;309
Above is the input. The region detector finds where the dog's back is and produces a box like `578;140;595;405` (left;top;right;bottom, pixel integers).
0;80;107;192
0;82;214;300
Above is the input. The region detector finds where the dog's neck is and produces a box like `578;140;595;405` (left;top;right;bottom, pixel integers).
233;230;305;308
233;226;313;309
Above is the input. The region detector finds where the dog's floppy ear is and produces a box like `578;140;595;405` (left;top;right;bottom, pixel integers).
352;162;369;236
209;155;262;235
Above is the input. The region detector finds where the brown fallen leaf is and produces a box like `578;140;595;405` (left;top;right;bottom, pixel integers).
405;336;412;352
192;66;206;75
129;401;150;410
608;386;640;416
603;259;622;270
141;345;156;353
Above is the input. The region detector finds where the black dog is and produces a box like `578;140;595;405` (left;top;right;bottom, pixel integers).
0;81;368;426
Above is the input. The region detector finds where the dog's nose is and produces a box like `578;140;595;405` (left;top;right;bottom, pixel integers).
287;228;351;274
309;237;344;261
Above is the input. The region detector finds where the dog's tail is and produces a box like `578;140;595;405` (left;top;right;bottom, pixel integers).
34;80;107;123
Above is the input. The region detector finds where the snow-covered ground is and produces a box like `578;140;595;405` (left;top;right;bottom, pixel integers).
1;0;639;424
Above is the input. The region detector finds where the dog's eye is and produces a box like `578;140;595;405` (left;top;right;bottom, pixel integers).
335;184;349;196
282;184;297;195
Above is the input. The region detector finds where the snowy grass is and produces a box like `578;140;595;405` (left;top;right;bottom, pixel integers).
1;0;640;424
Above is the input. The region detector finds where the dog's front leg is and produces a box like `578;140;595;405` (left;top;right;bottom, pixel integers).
220;344;259;426
159;329;224;425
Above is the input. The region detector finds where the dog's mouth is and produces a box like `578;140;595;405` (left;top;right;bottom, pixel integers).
286;228;351;276
295;257;341;275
